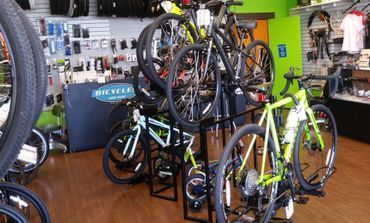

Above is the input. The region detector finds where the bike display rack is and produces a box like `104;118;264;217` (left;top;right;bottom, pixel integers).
180;84;263;223
141;107;179;202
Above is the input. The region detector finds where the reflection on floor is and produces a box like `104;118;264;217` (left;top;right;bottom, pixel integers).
28;132;370;223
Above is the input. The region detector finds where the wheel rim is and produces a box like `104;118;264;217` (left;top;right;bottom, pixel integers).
170;48;219;125
240;43;274;104
106;131;146;182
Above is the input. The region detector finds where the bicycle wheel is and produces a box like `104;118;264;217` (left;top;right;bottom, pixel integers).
145;13;197;89
0;203;28;223
9;128;49;176
215;124;278;223
0;0;37;178
0;182;51;223
238;40;275;106
185;174;207;202
102;129;148;184
166;44;221;128
294;104;337;191
26;128;49;169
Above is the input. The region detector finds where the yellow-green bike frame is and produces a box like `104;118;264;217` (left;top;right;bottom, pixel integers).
235;89;325;186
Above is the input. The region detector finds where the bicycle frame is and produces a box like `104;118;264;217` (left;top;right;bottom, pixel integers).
236;89;325;186
163;1;239;43
123;110;198;168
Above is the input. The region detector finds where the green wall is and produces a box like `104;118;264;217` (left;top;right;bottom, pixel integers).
268;16;302;101
233;0;297;18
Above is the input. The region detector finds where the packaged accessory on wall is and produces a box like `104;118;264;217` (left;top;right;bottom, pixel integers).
120;39;128;50
38;18;47;36
49;38;56;55
111;39;118;53
57;37;63;50
48;20;55;36
45;94;55;107
73;24;81;38
73;41;81;54
82;28;90;38
84;40;92;50
101;39;109;49
65;45;72;56
56;21;63;37
64;34;70;46
131;38;137;49
92;40;100;49
63;21;69;33
42;39;49;49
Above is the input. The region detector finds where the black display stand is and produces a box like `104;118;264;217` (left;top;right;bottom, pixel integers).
141;107;179;201
140;85;264;222
181;91;262;223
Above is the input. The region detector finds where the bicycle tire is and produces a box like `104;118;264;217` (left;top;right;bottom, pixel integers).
166;44;222;128
0;0;37;178
8;128;49;175
0;204;28;223
185;174;207;202
145;13;197;89
239;40;275;106
103;129;148;184
16;7;48;126
294;104;337;191
215;124;278;223
137;24;154;80
0;182;51;223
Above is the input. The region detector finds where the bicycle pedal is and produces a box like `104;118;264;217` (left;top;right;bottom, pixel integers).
296;196;309;205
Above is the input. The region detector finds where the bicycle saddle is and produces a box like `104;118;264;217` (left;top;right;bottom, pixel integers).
237;20;257;30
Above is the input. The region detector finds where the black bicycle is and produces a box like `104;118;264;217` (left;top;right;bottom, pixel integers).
165;2;275;128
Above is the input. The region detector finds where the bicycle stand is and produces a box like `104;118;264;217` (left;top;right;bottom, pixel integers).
141;106;178;202
181;84;263;223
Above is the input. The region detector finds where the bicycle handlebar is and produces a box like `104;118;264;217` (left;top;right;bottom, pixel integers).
280;67;340;97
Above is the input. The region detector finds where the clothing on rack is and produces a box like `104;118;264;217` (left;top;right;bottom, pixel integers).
340;11;365;53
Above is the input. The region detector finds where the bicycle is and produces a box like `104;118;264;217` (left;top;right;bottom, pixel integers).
102;100;200;184
144;0;246;88
7;128;49;185
165;3;274;128
214;69;338;222
0;181;51;223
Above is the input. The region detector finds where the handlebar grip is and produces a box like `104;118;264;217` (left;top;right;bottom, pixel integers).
280;67;295;96
280;80;291;96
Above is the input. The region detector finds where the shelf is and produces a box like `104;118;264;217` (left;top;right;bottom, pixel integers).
333;94;370;105
290;0;344;11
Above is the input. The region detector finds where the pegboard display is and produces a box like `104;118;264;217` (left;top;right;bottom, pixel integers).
290;1;369;75
23;0;153;108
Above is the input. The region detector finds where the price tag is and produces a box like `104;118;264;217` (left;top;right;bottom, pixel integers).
297;104;307;121
133;109;141;122
161;1;173;13
285;197;294;219
197;9;211;26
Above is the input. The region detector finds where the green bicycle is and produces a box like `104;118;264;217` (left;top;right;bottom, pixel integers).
215;69;338;222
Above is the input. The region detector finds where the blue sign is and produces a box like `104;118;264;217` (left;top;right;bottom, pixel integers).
92;83;135;102
278;44;287;58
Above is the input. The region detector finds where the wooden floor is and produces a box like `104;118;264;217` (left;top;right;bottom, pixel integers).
28;133;370;223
